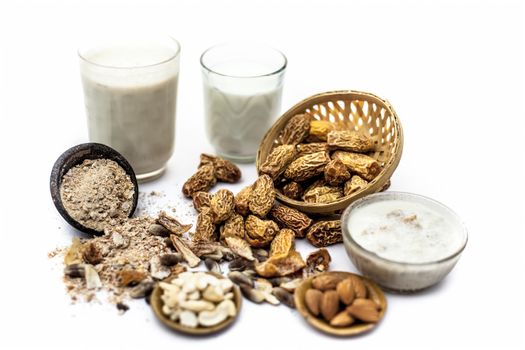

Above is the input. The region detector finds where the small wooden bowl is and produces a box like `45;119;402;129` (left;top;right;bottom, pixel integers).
256;90;403;215
49;143;139;236
150;272;242;336
294;271;387;337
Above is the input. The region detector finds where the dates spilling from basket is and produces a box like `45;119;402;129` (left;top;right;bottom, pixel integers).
259;114;383;204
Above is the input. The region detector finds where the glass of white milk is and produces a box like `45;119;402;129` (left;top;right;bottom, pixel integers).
79;35;180;182
200;43;287;162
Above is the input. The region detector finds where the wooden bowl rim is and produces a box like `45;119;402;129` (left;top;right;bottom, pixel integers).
294;271;387;337
256;90;404;214
150;271;242;336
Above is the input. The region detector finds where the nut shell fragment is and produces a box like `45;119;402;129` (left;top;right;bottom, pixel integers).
157;211;192;235
255;250;306;278
260;144;296;180
170;235;201;268
225;236;255;261
305;248;331;276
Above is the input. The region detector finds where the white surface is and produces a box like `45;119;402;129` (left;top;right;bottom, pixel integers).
0;0;524;349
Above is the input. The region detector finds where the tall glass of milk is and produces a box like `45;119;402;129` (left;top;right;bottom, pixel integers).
79;35;180;182
200;43;286;162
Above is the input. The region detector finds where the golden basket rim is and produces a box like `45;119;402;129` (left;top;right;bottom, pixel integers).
256;90;404;215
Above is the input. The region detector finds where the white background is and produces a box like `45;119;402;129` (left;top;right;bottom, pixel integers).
0;0;524;349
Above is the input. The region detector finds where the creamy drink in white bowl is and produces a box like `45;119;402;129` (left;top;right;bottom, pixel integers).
79;36;180;181
201;43;286;162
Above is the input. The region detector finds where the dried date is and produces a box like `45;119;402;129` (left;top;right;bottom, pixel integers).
296;142;329;156
192;191;211;212
332;151;381;181
279;114;311;145
309;120;335;141
327;130;374;152
182;164;217;198
283;151;330;182
209;189;235;224
259;145;296;180
306;220;342;247
249;175;275;217
234;185;252;216
193;207;217;242
269;204;312;238
281;181;304;200
199;153;241;183
220;213;245;240
343;175;368;196
324;159;351;186
303;180;343;204
244;215;280;247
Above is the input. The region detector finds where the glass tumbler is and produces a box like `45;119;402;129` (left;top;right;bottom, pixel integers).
79;35;180;182
200;43;287;162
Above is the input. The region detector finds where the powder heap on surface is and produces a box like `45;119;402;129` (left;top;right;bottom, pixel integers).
60;159;135;232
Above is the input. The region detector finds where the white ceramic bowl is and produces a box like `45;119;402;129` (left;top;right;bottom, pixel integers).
341;192;468;293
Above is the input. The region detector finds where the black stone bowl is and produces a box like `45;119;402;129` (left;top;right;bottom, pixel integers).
50;143;139;235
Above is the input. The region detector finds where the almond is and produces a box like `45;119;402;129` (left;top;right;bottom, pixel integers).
311;274;343;291
336;278;355;305
346;298;380;323
363;279;382;309
349;275;367;298
320;290;339;321
305;289;323;316
329;310;355;327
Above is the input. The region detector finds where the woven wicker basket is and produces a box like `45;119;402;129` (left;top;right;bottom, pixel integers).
256;90;403;215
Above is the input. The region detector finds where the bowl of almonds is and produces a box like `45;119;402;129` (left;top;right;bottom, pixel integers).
256;90;403;214
294;271;386;336
151;271;242;335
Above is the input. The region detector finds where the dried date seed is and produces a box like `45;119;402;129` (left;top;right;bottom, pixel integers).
269;205;312;238
159;253;183;266
296;142;329;156
199;154;241;183
193;207;217;242
279;113;311;145
228;257;255;271
249;175;275;218
306;220;342;247
64;263;85;278
220;213;245;241
324;159;351;186
332;151;381;181
309;120;335;141
281;181;304;200
209;189;235;224
284;151;330;182
148;223;171;237
244;215;280;247
228;271;253;287
182;164;217;198
304;248;331;276
344;175;368;196
272;287;295;308
327;130;374;152
303;180;343;204
204;258;222;274
234;185;252;216
259;144;297;180
157;211;192;235
129;280;155;299
192;191;211;212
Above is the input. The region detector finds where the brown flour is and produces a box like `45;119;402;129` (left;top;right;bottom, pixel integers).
60;159;135;231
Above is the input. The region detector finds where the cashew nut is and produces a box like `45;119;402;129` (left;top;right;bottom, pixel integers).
179;299;215;312
179;310;198;328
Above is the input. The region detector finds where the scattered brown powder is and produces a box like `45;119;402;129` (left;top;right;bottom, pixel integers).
60;159;135;231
